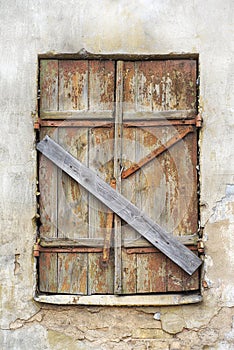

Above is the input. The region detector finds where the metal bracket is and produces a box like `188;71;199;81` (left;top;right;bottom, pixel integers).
34;118;41;130
102;178;116;263
195;114;203;128
121;125;194;179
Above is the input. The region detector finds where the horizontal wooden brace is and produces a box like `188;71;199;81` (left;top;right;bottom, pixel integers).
40;110;114;120
39;234;198;248
123;109;196;120
37;136;202;275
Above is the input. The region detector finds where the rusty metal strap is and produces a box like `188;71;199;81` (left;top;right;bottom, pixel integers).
34;244;103;256
102;178;116;263
37;136;202;275
121;126;194;179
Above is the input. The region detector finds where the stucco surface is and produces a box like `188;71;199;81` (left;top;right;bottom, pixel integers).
0;0;233;349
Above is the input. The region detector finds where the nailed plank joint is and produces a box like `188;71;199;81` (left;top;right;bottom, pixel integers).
37;136;202;275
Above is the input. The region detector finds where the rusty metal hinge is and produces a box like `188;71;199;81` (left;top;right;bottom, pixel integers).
197;240;205;254
33;239;40;257
195;114;203;128
34;117;41;130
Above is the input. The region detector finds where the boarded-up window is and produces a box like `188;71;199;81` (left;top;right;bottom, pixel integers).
36;58;200;296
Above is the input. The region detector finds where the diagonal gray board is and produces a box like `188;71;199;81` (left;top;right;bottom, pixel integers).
37;135;202;275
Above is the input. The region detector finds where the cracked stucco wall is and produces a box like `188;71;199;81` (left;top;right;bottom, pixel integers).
0;0;233;349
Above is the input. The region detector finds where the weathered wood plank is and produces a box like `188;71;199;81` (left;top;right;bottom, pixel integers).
121;248;136;294
39;127;58;238
39;252;57;293
137;252;167;293
122;60;196;115
165;60;197;111
89;60;115;112
88;127;114;239
88;252;114;294
40;110;113;120
114;61;124;293
167;256;199;292
59;60;88;111
58;253;87;294
40;60;58;113
40;234;198;247
121;127;139;242
122;109;196;120
88;126;115;294
37;136;202;275
40;237;104;247
164;127;197;236
57;128;89;239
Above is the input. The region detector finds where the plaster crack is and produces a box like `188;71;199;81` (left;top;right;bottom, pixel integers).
9;309;43;330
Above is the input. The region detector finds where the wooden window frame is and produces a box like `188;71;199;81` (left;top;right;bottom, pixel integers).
34;54;203;306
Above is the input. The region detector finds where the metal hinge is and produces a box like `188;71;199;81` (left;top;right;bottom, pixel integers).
196;114;203;128
33;239;40;257
34;117;41;130
197;240;205;254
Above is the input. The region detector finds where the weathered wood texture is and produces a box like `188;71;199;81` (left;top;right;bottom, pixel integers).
39;127;58;238
122;60;196;116
38;59;200;295
37;136;201;275
40;59;115;118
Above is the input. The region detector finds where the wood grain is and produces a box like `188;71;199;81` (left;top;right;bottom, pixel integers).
37;136;202;275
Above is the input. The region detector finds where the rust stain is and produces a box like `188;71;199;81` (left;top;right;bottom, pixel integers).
40;60;58;111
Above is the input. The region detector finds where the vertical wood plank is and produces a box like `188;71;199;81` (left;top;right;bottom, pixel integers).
121;249;136;294
39;253;57;293
57;253;87;294
165;127;198;236
39;127;58;238
88;252;114;294
88;126;114;239
88;126;114;294
165;60;197;111
123;61;136;114
57;127;89;239
167;257;184;292
137;252;167;293
167;255;199;292
121;127;138;241
114;61;123;293
135;126;166;231
89;60;115;112
136;61;153;112
40;60;58;113
59;60;88;111
123;60;196;116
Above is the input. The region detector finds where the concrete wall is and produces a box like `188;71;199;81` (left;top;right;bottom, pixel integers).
0;0;233;349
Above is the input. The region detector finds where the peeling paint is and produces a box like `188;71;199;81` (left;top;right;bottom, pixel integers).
0;0;234;349
210;185;234;224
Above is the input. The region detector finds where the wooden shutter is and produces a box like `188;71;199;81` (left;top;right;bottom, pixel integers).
37;59;200;295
